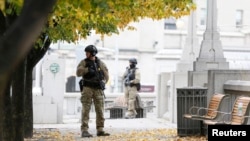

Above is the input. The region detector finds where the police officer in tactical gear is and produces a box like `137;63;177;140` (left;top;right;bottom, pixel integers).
76;45;110;137
122;58;141;119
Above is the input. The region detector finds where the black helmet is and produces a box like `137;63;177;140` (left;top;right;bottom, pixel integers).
129;58;137;64
85;45;98;56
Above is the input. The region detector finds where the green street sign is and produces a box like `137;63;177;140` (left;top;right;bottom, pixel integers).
50;63;60;74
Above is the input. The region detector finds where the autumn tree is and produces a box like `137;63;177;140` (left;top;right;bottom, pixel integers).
0;0;195;140
0;1;56;141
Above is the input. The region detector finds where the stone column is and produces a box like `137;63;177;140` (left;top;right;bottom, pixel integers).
176;0;199;72
193;0;229;71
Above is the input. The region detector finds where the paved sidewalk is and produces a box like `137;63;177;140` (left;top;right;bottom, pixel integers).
33;113;178;140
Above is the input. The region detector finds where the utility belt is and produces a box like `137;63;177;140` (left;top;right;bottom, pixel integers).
125;82;141;91
125;83;137;87
83;80;102;89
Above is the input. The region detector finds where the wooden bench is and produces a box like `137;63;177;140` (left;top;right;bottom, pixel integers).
183;93;229;121
203;96;250;125
182;93;229;135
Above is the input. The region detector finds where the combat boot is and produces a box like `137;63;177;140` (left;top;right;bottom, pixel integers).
125;111;137;119
132;110;137;118
97;131;110;136
125;112;131;119
125;114;136;119
81;131;93;138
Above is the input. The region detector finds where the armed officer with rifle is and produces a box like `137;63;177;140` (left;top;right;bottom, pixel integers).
76;45;110;138
122;58;141;119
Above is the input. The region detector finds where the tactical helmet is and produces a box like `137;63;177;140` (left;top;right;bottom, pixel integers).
129;58;137;64
85;45;98;56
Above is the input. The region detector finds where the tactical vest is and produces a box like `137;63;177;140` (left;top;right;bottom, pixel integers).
124;68;141;91
83;58;105;89
127;68;137;81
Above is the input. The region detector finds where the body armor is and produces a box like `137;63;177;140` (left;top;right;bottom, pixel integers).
83;58;104;89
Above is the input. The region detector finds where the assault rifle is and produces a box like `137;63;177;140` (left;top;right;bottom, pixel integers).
124;67;131;86
93;61;106;99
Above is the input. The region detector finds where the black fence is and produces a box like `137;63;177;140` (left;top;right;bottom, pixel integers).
109;107;147;119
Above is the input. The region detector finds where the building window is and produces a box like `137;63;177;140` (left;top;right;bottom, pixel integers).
200;8;206;26
236;10;243;28
164;18;177;30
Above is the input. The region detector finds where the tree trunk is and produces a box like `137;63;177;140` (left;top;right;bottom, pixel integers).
23;58;33;138
0;2;56;138
23;35;51;138
12;60;26;141
0;8;8;141
2;79;13;141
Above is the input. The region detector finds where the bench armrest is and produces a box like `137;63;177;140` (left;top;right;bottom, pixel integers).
221;113;232;124
188;106;204;115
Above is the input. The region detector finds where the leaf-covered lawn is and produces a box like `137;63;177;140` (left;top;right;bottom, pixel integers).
24;128;207;141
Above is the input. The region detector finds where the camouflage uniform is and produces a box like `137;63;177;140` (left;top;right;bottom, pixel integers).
122;67;141;118
76;57;109;133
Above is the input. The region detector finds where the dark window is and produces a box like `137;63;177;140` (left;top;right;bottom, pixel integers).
236;10;243;28
164;18;177;30
200;8;206;26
